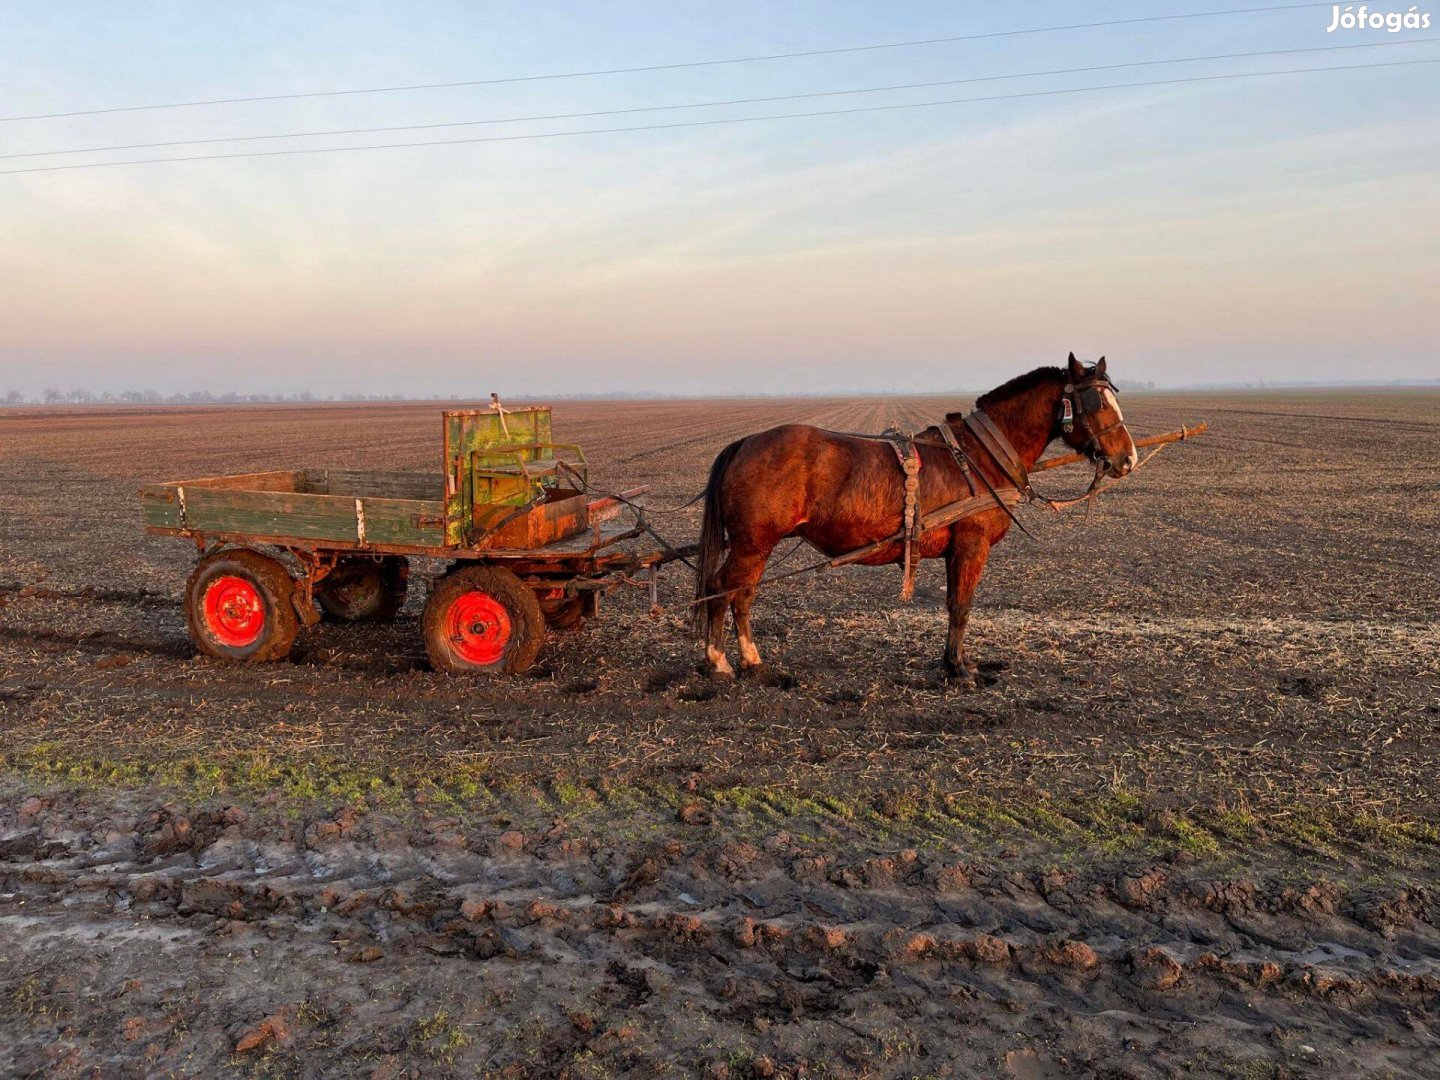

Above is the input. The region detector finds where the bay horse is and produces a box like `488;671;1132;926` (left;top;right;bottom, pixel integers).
693;354;1138;683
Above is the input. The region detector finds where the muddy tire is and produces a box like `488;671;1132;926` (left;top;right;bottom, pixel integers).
316;556;408;622
422;565;545;675
185;549;300;662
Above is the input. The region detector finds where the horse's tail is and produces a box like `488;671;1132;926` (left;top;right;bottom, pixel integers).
693;438;745;638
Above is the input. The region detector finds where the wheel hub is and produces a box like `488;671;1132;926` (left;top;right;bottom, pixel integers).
203;576;266;648
447;591;512;666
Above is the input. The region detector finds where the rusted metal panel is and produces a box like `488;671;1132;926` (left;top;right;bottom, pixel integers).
471;489;589;549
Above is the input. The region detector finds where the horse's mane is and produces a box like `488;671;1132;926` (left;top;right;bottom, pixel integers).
967;366;1066;414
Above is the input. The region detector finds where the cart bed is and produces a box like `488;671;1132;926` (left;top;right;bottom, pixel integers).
142;468;651;562
141;468;446;548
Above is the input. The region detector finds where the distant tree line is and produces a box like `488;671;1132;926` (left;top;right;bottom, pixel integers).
3;388;409;405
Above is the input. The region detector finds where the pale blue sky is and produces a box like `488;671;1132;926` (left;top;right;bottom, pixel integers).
1;1;1436;395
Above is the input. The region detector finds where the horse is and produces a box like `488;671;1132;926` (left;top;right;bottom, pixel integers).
693;354;1138;684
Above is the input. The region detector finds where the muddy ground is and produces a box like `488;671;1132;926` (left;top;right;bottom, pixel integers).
1;391;1438;1077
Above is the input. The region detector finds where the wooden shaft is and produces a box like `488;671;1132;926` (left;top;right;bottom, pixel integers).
1031;420;1208;473
829;489;1025;568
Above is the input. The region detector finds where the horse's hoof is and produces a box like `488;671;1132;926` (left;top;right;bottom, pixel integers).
704;647;735;678
945;665;977;689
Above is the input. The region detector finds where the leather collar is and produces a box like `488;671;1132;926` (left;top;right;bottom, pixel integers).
963;410;1032;497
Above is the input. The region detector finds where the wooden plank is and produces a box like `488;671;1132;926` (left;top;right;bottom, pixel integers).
139;484;181;529
143;527;461;561
148;470;302;492
141;474;442;546
358;496;446;546
140;473;302;530
182;487;361;541
303;469;438;500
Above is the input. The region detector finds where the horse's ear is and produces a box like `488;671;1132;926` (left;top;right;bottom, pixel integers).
1067;352;1084;379
1095;356;1107;377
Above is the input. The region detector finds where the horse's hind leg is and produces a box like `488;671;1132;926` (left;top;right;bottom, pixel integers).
702;588;734;676
707;544;770;676
731;571;765;672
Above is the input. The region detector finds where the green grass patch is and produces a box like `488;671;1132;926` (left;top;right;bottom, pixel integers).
2;744;1433;877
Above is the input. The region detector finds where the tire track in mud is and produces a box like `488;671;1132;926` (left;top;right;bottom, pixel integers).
0;583;178;608
3;798;1439;1076
0;623;192;661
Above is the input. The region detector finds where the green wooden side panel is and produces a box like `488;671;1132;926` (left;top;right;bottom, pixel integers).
184;487;362;541
357;497;445;546
443;407;555;544
145;483;444;547
140;484;182;530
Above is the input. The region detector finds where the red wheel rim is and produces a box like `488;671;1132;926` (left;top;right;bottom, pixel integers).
446;591;512;666
203;575;266;648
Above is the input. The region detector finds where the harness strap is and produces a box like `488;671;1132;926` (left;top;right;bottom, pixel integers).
964;410;1032;497
934;421;977;498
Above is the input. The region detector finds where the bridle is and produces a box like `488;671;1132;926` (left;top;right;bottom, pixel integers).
1059;370;1126;461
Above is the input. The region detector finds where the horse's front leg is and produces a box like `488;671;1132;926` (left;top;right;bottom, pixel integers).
944;528;992;685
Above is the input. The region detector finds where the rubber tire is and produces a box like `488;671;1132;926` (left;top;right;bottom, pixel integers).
422;565;545;675
185;548;300;662
316;556;408;622
540;595;585;632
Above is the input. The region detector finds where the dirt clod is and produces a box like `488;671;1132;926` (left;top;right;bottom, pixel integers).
234;1010;293;1053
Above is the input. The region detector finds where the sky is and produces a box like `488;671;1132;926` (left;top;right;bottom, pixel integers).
0;1;1436;397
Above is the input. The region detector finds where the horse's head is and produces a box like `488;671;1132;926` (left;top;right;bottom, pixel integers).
1059;353;1137;479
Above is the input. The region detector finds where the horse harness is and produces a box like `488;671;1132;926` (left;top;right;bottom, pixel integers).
877;433;930;602
863;369;1123;599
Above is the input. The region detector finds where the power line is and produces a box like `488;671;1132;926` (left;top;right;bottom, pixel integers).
2;57;1431;177
7;38;1432;162
0;2;1344;123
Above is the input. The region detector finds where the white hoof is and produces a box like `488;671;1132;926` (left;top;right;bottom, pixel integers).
706;645;735;677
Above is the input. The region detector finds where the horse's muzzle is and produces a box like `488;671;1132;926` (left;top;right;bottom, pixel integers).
1102;448;1138;479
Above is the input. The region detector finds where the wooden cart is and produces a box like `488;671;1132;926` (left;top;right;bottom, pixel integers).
140;407;668;674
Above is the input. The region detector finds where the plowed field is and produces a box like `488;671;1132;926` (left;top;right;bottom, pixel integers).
2;391;1437;1078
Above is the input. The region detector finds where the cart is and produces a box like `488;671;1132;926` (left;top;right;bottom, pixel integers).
139;407;673;674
